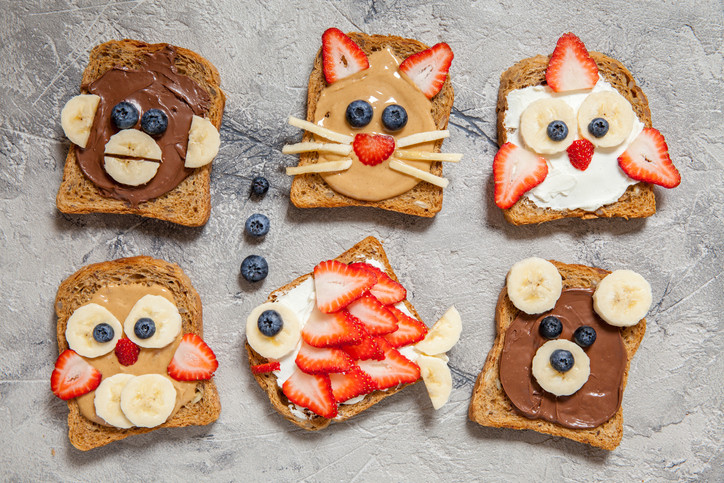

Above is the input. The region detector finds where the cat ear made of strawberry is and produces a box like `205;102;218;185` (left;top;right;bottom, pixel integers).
322;28;369;84
545;33;599;93
399;43;454;99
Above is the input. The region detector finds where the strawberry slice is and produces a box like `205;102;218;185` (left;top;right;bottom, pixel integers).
545;32;599;92
313;260;377;313
296;343;354;374
341;326;385;361
51;350;102;400
322;27;369;84
347;294;398;336
567;139;594;171
493;143;549;209
251;361;280;374
618;128;681;188
383;306;429;348
351;263;407;305
302;308;363;347
356;338;421;391
282;368;338;419
329;367;375;403
399;42;454;99
167;333;219;381
352;133;396;166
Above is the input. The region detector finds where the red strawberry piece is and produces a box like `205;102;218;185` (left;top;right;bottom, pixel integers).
545;32;599;92
51;350;102;400
322;27;369;84
493;143;549;209
399;42;454;99
383;306;429;348
347;294;398;336
313;260;377;313
282;368;338;419
618;128;681;188
301;309;363;348
567;139;595;171
350;263;407;305
296;343;354;374
251;361;281;374
114;337;140;366
356;338;421;391
167;333;219;381
329;367;375;403
341;325;385;361
352;133;396;166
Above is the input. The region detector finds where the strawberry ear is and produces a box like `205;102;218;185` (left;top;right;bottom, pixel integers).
399;43;454;99
322;28;369;84
545;33;599;92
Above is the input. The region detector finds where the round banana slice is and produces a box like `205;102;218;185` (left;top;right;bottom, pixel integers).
593;269;652;327
414;306;462;356
185;116;220;168
66;303;123;358
123;295;182;349
61;94;100;148
103;157;160;186
520;98;576;154
532;339;590;396
507;258;563;315
578;91;635;148
119;374;177;428
94;373;135;428
417;354;453;409
104;129;163;160
246;302;301;359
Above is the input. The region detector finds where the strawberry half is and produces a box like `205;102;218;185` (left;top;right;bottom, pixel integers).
341;326;385;361
301;309;363;348
282;368;338;419
493;143;548;209
350;263;407;305
167;333;219;381
356;338;421;391
313;260;377;313
51;350;102;400
567;139;595;171
352;133;396;166
251;361;281;374
383;306;429;348
329;367;375;403
545;33;599;93
322;27;369;84
399;42;454;99
618;128;681;188
296;343;354;374
347;294;398;336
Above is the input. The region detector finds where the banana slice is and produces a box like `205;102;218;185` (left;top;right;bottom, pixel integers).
103;157;160;186
119;374;177;428
185;116;220;168
414;306;462;356
593;269;652;327
578;91;634;147
94;373;135;428
520;98;576;154
246;302;301;359
66;303;123;358
123;295;182;349
104;129;162;160
532;339;590;396
61;94;100;148
417;354;453;409
507;258;562;315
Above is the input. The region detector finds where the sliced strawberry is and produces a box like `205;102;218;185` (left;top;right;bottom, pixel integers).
493;143;549;209
167;333;219;381
322;27;369;84
399;42;454;99
618;128;681;188
296;343;354;374
352;133;396;166
282;368;338;419
347;294;398;336
350;263;407;305
383;306;429;348
313;260;377;313
329;367;375;403
545;32;599;92
51;350;102;400
356;338;421;391
567;139;594;171
302;309;363;347
251;361;280;374
341;326;385;361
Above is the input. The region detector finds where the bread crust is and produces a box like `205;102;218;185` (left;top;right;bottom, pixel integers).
54;256;221;450
468;261;646;450
56;39;226;227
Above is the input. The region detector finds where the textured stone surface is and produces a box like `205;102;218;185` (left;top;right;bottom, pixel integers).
1;0;722;480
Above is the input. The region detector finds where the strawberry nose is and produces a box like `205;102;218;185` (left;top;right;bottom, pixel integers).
352;133;396;166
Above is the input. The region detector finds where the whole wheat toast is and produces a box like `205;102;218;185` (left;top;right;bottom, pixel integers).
54;256;221;450
289;33;455;218
246;236;420;430
468;261;646;450
56;40;225;227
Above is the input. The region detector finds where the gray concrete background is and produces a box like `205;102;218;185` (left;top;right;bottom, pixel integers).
1;0;722;481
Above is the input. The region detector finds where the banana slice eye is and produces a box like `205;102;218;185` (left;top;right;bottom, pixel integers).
246;302;301;359
66;303;123;358
123;295;182;349
520;99;576;154
578;91;635;148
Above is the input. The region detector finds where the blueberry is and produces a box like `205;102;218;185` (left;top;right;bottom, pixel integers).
345;100;373;128
111;101;139;130
241;255;268;282
588;117;609;138
546;120;569;141
93;323;115;343
549;349;574;373
134;317;156;339
381;104;408;131
539;316;563;339
573;325;597;348
251;176;269;196
257;310;283;337
141;109;168;136
245;213;270;237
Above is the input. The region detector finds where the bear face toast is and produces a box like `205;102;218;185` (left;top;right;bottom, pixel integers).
493;33;681;224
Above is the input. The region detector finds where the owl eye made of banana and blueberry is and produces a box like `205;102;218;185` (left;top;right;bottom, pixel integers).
246;302;301;359
123;294;182;348
65;303;124;358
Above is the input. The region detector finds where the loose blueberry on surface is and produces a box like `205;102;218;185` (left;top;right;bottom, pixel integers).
257;310;283;337
111;101;139;130
549;349;574;373
588;117;609;138
245;213;270;237
345;100;373;128
251;176;269;196
546;120;569;141
241;255;268;282
381;104;408;131
141;109;168;136
573;325;597;347
134;317;156;339
539;316;563;339
93;323;115;343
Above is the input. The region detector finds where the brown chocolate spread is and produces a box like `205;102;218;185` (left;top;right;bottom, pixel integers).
77;46;210;206
499;288;627;429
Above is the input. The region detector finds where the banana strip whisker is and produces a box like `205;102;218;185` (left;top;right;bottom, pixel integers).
396;130;450;148
388;159;449;188
287;116;354;144
394;150;462;162
286;159;353;176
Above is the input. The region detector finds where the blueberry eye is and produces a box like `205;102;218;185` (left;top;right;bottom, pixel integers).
588;117;609;138
573;326;597;347
134;317;156;339
258;310;283;337
549;349;574;373
141;109;168;136
93;323;115;343
539;315;563;339
345;100;373;128
546;120;568;141
111;102;139;130
381;104;408;131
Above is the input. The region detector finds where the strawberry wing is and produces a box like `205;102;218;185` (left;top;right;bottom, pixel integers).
493;143;548;209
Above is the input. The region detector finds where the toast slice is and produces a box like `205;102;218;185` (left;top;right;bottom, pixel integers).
246;236;421;430
497;52;656;225
289;33;455;218
54;256;221;450
56;39;225;227
468;261;646;450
